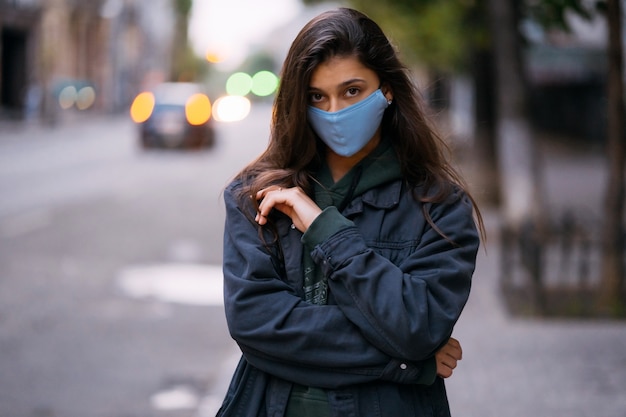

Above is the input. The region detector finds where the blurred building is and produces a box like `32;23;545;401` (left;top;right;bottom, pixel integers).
523;10;609;143
0;0;174;124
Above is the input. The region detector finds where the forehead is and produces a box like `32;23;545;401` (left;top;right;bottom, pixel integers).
309;55;379;89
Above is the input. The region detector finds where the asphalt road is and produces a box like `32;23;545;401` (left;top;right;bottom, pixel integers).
0;104;272;417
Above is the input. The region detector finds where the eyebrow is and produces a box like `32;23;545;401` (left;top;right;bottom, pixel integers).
308;78;367;91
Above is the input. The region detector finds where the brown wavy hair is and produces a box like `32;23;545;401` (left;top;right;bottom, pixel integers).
235;7;484;239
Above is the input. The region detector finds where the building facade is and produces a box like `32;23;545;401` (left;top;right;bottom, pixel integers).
0;0;174;124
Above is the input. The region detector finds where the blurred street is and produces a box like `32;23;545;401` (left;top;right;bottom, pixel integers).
1;103;625;417
0;104;272;417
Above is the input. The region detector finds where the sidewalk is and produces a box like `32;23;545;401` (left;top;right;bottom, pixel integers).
446;139;626;417
447;206;626;417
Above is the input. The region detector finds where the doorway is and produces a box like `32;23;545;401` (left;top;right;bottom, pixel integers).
1;28;28;119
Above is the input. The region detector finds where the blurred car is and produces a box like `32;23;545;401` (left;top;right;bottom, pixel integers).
130;82;215;149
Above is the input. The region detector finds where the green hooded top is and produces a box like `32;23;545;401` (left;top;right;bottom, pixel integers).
301;139;403;305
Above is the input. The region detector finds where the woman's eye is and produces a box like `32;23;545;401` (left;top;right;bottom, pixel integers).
346;87;360;97
309;93;323;103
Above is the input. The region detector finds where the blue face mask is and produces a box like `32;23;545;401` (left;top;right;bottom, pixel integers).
307;89;390;157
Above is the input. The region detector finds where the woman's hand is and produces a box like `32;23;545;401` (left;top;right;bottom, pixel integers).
255;186;323;233
435;337;462;378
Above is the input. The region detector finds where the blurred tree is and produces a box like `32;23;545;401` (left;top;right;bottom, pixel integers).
239;51;278;77
598;0;624;316
169;0;207;81
307;0;478;69
527;0;592;30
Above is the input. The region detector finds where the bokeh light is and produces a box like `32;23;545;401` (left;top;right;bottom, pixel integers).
58;85;78;109
251;71;278;97
185;93;212;125
130;91;155;123
213;95;251;122
225;72;252;96
205;50;224;64
76;86;96;110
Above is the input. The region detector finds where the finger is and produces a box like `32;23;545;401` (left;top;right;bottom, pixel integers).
436;364;454;378
448;337;460;348
256;198;278;223
445;338;463;360
255;187;289;224
443;348;462;363
438;351;458;368
256;187;282;207
256;185;283;200
447;346;462;361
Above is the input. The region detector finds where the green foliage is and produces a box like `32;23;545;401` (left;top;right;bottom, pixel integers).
348;0;482;70
526;0;594;31
173;0;192;16
239;50;278;75
328;0;597;71
169;0;196;81
170;44;209;82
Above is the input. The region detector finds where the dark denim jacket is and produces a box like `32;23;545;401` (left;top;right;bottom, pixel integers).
220;178;479;417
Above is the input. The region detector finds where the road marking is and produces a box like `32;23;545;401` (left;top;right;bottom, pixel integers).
150;385;199;410
117;263;224;306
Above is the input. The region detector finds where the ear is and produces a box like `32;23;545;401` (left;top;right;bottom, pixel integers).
381;83;393;103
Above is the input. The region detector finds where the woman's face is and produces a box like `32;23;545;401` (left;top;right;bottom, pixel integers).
308;55;391;111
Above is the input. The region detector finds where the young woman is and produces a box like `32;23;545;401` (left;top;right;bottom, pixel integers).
218;7;483;417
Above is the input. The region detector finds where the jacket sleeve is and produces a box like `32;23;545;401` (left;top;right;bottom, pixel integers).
222;182;436;389
310;187;479;362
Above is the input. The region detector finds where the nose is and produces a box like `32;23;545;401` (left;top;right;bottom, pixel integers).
327;97;341;113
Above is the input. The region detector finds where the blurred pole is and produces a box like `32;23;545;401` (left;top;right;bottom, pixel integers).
488;0;546;312
598;0;625;316
487;0;544;227
470;47;499;206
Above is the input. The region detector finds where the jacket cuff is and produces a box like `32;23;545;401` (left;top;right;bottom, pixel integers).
380;357;437;385
301;206;354;248
415;357;437;385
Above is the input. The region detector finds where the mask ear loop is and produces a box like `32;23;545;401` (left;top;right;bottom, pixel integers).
379;83;393;105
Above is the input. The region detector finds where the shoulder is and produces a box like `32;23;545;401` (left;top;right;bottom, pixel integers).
224;177;243;197
224;178;256;218
411;179;471;206
406;181;476;234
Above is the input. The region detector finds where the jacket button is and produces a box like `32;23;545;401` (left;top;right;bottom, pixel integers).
400;363;408;370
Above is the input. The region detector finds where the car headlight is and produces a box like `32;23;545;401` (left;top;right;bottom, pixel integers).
130;92;155;123
185;94;212;125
